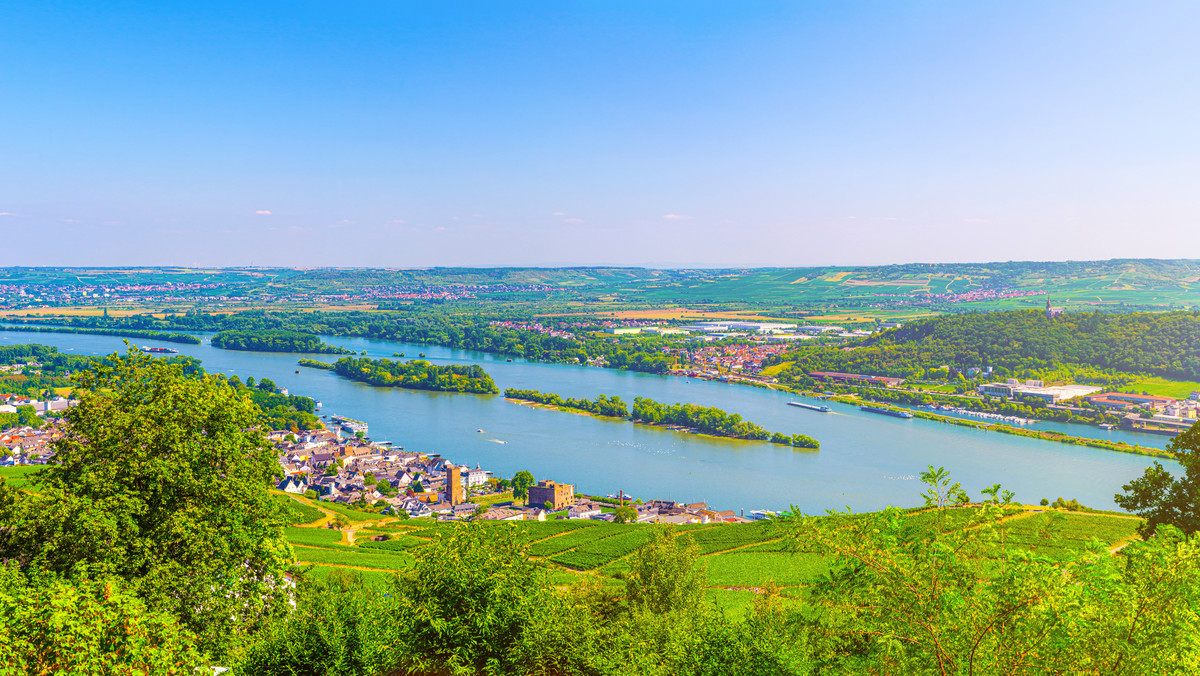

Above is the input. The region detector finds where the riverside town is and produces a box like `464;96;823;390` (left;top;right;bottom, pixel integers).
8;2;1200;673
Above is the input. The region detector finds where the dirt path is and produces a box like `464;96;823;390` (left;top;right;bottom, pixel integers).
282;492;337;528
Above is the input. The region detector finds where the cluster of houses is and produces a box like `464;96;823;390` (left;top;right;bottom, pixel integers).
0;423;62;466
678;342;792;378
272;427;766;524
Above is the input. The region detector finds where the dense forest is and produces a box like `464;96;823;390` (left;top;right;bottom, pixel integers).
769;310;1200;383
211;329;351;354
0;343;205;399
0;405;43;432
225;375;322;432
631;397;819;448
332;357;499;394
504;388;630;417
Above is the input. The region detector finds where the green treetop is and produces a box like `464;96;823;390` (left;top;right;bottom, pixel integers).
0;347;293;657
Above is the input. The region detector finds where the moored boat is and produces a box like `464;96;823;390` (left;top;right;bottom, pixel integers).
860;405;914;419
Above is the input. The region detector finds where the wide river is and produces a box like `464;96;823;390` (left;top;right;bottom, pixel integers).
1;328;1177;514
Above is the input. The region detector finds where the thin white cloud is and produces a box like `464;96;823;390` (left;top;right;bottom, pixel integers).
61;218;78;223
255;210;272;215
0;212;15;217
552;212;566;216
564;218;583;224
963;218;987;223
662;214;692;220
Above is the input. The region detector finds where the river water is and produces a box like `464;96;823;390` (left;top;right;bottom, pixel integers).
1;328;1176;513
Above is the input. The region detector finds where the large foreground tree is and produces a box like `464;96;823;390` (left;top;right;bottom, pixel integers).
1115;423;1200;537
0;347;293;656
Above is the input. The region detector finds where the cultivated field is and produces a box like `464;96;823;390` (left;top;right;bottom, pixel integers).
275;492;1143;618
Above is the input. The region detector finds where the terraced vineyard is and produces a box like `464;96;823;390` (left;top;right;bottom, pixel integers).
275;492;1145;617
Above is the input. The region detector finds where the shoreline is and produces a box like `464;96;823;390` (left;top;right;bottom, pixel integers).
824;394;1173;459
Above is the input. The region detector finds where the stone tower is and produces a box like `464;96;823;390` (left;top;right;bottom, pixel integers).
447;464;464;506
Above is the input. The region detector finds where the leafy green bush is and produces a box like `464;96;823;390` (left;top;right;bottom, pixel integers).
0;567;202;674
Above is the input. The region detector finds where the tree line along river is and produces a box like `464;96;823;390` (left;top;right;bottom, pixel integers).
0;327;1176;514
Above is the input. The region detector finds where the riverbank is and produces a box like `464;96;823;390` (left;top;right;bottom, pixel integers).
824;394;1173;459
0;327;1170;513
0;324;200;344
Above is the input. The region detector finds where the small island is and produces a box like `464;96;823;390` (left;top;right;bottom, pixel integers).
633;397;820;448
503;388;819;448
332;356;499;394
503;388;629;417
211;329;352;354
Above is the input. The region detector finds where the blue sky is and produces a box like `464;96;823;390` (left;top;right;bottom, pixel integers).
2;1;1197;267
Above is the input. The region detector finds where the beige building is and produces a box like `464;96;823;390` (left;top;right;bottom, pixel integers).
446;465;465;506
527;479;574;510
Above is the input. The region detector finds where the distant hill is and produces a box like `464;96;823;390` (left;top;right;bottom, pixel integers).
3;259;1200;312
774;309;1200;382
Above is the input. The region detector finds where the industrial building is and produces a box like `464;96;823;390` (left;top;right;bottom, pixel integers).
976;380;1101;403
1082;393;1175;411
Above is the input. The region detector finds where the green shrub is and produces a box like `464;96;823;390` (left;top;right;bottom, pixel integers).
0;566;202;674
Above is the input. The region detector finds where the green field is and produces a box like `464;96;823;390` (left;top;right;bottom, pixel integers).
283;526;344;548
318;501;385;522
1127;376;1200;399
0;465;40;489
292;544;415;571
273;493;325;525
282;508;1143;605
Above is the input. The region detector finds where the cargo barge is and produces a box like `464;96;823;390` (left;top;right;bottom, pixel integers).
788;401;832;413
860;405;914;419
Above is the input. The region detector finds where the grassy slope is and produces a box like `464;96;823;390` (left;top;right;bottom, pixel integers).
282;507;1144;616
1127;376;1200;399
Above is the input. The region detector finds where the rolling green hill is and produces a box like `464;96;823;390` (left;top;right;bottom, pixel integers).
771;309;1200;383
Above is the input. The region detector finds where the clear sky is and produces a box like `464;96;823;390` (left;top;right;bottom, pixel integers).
2;2;1197;268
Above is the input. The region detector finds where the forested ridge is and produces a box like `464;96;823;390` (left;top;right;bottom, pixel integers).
772;310;1200;382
